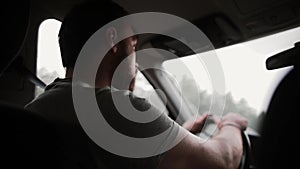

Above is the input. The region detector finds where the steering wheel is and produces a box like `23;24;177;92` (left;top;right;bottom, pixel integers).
239;130;252;169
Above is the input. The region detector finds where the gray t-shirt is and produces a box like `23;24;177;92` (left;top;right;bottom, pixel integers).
25;78;178;169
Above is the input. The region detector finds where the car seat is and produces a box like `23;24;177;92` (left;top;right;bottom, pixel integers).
1;1;77;168
257;42;300;169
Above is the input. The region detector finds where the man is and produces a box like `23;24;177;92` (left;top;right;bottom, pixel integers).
26;1;248;169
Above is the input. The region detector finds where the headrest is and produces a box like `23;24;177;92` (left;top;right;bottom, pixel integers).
0;0;30;75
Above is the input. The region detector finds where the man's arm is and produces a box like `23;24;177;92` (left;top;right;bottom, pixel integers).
158;113;247;169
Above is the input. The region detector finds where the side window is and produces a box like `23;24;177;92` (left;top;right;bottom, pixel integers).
133;71;154;98
134;71;168;115
36;19;64;96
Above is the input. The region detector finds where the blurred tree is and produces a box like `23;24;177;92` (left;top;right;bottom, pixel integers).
179;76;261;131
35;67;60;97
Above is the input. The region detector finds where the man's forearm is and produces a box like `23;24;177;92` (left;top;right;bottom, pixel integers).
209;125;243;169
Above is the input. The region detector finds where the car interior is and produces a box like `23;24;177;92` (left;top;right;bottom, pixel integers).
1;0;299;168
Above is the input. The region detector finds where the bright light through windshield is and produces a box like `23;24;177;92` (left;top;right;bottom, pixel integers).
163;26;299;130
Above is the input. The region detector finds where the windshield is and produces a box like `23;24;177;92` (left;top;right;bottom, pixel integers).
163;26;299;131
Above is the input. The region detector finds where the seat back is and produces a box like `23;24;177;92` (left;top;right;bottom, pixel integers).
1;1;75;168
257;43;300;169
2;102;73;169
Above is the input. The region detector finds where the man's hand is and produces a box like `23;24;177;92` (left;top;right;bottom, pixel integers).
159;112;248;169
182;113;209;133
218;113;248;131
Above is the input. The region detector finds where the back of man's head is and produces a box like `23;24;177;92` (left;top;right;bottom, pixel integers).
58;0;128;68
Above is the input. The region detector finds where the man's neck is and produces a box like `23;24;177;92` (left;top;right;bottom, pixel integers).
65;68;73;79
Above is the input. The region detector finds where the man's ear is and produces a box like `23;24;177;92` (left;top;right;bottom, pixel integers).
106;27;118;53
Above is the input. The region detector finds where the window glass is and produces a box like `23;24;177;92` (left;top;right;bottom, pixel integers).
163;26;299;131
36;19;64;96
134;71;168;115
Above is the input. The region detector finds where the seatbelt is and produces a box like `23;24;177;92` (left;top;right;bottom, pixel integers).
18;65;46;89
